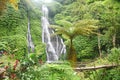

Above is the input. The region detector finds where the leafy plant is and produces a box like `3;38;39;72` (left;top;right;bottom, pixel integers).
18;63;80;80
0;35;27;60
108;48;120;64
87;68;120;80
0;41;8;51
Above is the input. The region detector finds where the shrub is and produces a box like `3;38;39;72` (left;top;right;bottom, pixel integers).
18;63;80;80
108;47;120;64
0;35;27;60
87;68;120;80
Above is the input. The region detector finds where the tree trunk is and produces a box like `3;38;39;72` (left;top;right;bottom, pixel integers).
97;31;102;58
70;38;73;53
68;38;77;67
112;33;116;48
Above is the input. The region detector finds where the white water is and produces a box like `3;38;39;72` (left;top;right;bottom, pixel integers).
27;18;35;53
41;5;66;62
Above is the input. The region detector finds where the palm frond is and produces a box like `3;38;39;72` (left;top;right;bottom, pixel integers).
50;19;99;39
55;20;72;28
74;19;99;28
50;25;71;39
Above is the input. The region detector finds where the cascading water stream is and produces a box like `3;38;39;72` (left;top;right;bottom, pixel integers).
41;5;66;62
27;18;35;53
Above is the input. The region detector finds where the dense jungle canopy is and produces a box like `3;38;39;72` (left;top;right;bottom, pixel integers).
0;0;120;80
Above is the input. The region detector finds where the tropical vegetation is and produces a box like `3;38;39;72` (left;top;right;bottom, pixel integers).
0;0;120;80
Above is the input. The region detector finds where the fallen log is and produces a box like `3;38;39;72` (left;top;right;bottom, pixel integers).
74;64;120;71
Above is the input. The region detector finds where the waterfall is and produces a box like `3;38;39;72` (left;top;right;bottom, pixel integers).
27;18;35;53
41;5;66;62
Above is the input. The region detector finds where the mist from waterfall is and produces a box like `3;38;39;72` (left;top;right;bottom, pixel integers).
41;5;66;62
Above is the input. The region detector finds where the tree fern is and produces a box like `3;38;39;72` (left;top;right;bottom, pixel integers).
51;19;98;65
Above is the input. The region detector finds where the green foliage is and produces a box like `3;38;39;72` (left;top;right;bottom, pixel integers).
55;20;72;27
55;0;74;5
52;19;98;40
28;53;39;63
0;6;21;28
20;53;39;68
88;1;106;20
74;36;98;60
53;0;120;60
0;41;8;51
51;19;98;64
46;1;62;18
30;20;41;43
54;0;87;22
87;0;105;4
0;35;27;59
87;68;120;80
35;43;47;62
0;0;28;60
1;0;120;80
27;1;43;56
102;0;120;47
108;48;120;64
30;19;44;57
19;63;80;80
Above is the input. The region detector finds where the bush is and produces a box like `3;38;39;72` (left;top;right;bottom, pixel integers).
108;47;120;64
0;35;27;59
18;63;81;80
87;68;120;80
74;36;98;61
